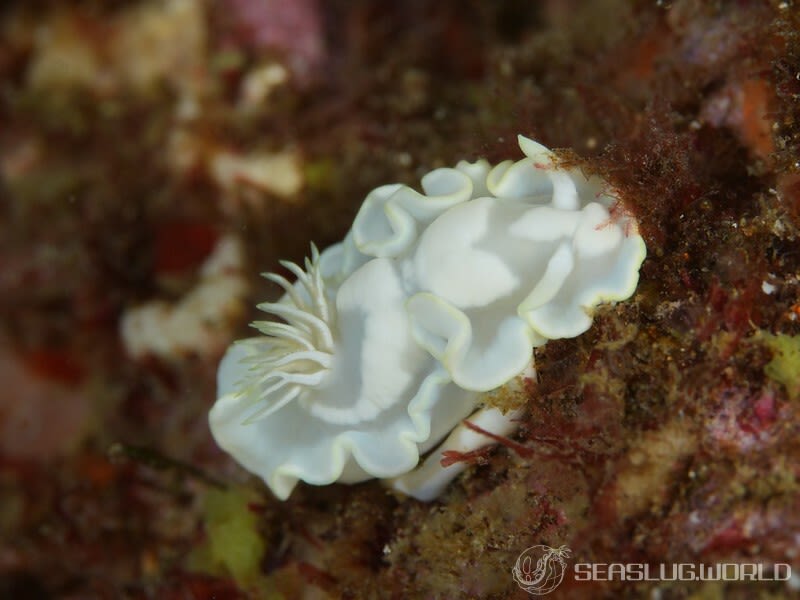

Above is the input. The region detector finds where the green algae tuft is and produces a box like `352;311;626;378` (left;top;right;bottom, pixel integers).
762;333;800;400
195;487;267;585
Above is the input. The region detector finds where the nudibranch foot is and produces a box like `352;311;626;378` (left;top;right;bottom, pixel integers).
390;405;525;501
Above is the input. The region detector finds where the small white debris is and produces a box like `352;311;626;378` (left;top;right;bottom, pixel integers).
121;235;249;361
240;63;289;109
211;150;303;199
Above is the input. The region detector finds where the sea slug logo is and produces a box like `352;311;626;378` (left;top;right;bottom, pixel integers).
511;544;793;595
512;544;571;595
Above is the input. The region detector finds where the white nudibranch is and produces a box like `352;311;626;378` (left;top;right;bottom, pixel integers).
209;135;646;501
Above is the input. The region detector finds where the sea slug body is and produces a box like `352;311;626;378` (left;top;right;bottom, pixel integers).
210;135;646;501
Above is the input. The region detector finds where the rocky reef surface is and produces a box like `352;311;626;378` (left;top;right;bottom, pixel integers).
1;1;799;598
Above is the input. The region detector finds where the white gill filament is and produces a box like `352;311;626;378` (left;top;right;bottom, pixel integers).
243;386;302;424
265;350;333;370
263;272;308;311
257;303;335;352
241;248;336;424
252;322;316;351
